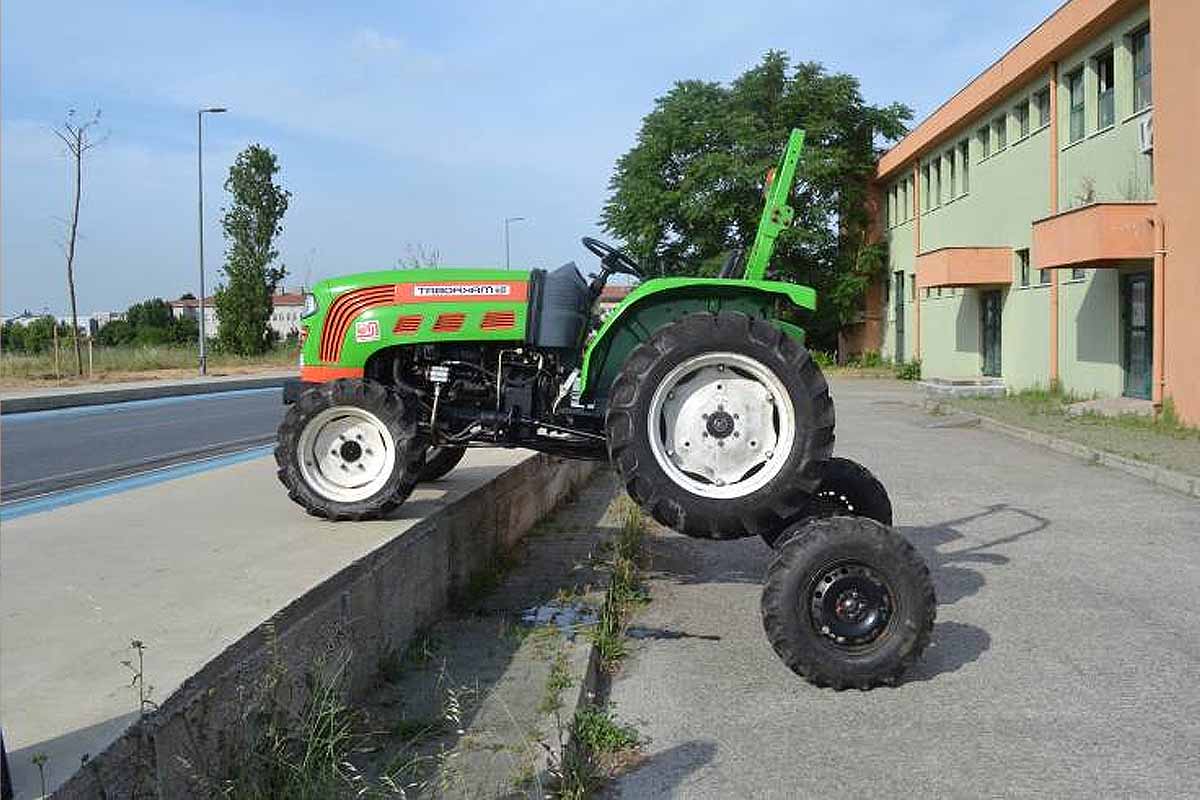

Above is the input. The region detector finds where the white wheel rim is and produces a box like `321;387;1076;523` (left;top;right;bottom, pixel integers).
647;351;796;500
296;406;396;503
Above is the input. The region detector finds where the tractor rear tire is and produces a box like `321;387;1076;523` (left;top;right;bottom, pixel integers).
275;379;424;520
761;515;935;689
760;456;893;548
419;446;468;482
606;311;835;540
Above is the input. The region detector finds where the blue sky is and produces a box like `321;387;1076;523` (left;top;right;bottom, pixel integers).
2;0;1060;315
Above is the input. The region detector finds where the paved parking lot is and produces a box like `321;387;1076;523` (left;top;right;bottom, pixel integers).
610;378;1200;798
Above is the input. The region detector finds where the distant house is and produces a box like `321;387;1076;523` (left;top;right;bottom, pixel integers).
598;284;634;314
169;289;307;340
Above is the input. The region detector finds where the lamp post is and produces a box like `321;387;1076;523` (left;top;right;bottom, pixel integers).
503;216;526;270
197;106;227;375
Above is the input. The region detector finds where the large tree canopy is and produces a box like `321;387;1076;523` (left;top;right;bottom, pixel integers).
602;52;911;347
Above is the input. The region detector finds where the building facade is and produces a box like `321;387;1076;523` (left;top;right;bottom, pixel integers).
169;290;307;340
872;0;1199;423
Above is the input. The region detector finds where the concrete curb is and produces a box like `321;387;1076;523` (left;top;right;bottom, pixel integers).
921;397;1200;500
53;452;599;799
0;374;291;414
971;413;1200;499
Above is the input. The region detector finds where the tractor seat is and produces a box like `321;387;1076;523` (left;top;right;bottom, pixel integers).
718;249;746;279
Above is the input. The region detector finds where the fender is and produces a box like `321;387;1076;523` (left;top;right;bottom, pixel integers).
578;277;815;403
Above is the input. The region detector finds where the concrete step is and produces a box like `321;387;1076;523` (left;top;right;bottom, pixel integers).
919;377;1007;398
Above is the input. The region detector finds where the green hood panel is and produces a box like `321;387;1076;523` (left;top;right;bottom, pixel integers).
302;268;534;367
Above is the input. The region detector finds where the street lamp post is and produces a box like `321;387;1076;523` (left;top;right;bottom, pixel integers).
197;106;227;375
504;216;526;270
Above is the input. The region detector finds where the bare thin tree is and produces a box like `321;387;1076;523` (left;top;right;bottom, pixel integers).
53;109;104;376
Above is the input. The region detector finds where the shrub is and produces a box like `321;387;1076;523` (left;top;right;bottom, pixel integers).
895;359;921;381
811;350;835;368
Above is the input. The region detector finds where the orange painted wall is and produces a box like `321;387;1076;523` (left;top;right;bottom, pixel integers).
1151;0;1200;424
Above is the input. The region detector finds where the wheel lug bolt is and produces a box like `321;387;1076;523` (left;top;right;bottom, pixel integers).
733;413;739;420
765;451;774;459
717;441;725;447
733;432;740;438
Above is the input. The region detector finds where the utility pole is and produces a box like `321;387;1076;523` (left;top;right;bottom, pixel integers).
504;216;526;270
197;107;227;375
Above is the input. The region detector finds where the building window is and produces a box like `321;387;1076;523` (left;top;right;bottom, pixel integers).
1067;68;1085;142
1017;249;1030;287
978;125;990;159
932;160;941;206
1014;100;1030;139
1039;268;1051;285
1096;49;1115;129
1132;26;1152;112
993;115;1007;150
1035;88;1051;128
1071;267;1086;280
947;150;957;197
922;164;931;210
959;139;970;193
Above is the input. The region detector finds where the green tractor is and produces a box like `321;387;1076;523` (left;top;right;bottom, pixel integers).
277;130;936;688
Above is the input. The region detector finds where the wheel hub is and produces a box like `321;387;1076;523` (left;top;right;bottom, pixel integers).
705;409;735;439
648;352;795;499
340;440;363;462
296;406;397;503
809;562;894;647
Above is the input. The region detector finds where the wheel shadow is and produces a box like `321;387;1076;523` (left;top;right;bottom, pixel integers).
900;502;1050;606
640;502;1050;684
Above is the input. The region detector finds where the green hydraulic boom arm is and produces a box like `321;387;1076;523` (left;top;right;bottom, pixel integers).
742;128;805;281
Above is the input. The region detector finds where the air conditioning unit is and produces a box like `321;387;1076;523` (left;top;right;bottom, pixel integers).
1138;114;1153;154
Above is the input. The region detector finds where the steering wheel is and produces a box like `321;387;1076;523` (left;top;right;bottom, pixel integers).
581;237;644;280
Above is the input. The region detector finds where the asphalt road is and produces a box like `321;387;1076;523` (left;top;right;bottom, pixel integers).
609;378;1200;799
0;388;283;501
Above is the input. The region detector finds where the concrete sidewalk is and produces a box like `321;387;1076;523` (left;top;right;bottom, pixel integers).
0;447;529;798
608;378;1200;798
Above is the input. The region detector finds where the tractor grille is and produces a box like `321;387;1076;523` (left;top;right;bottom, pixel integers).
480;310;517;331
432;312;467;333
393;315;423;335
319;285;395;362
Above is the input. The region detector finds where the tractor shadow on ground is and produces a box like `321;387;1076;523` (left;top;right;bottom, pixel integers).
605;739;718;798
898;503;1050;682
900;502;1050;607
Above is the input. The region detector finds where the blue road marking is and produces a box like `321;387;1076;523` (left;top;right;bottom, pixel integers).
2;387;280;424
0;445;275;520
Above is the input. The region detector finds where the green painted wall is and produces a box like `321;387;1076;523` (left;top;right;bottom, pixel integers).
1057;6;1154;209
1058;269;1123;397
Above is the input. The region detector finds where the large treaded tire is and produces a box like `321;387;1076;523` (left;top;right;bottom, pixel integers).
275;379;423;520
419;446;468;482
605;311;835;540
761;456;893;548
761;516;936;689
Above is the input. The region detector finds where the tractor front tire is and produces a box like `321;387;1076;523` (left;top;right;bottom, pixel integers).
761;516;935;689
275;379;423;520
606;311;835;540
760;456;893;548
419;446;468;482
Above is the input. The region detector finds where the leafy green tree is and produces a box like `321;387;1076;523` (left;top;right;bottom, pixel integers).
214;144;290;355
96;318;134;347
602;52;911;347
